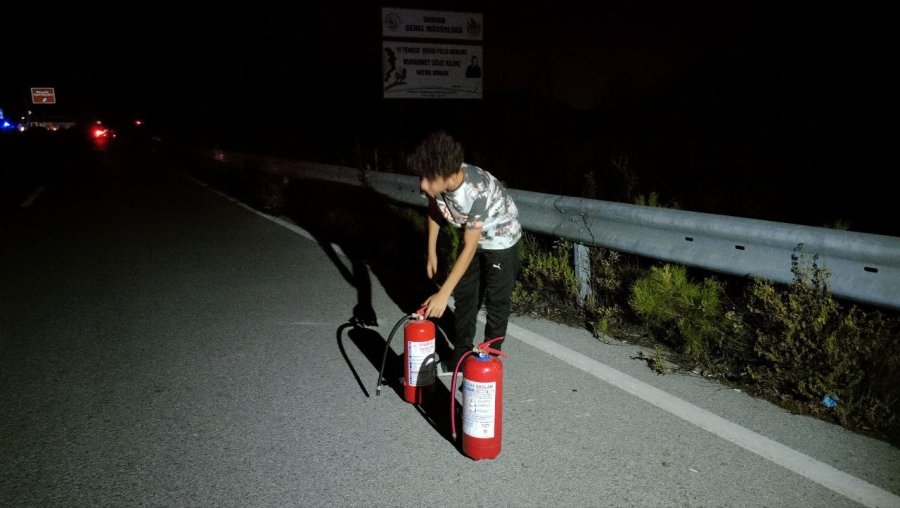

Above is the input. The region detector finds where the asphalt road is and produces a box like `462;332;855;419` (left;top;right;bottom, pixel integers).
2;147;899;507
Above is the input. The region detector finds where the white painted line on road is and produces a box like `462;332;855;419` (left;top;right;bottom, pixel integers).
20;186;45;208
183;174;348;258
503;320;900;508
190;173;899;508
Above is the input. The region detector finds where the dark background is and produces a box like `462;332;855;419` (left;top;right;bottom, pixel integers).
3;2;896;235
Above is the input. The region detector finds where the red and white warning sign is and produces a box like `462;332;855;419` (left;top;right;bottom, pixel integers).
31;88;57;104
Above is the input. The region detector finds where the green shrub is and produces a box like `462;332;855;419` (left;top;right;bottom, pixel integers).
585;298;623;337
634;191;680;210
512;234;579;314
823;219;851;231
634;192;660;207
745;248;898;435
591;247;624;295
629;264;727;359
584;247;637;337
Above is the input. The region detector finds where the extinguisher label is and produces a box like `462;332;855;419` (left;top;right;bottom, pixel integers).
463;380;496;438
407;339;435;386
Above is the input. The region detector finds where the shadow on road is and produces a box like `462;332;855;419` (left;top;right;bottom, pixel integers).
337;320;458;447
285;179;456;359
285;179;461;445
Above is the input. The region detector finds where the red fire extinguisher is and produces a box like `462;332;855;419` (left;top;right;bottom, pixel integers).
375;307;436;404
450;337;507;460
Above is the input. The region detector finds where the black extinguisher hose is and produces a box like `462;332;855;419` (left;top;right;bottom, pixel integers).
375;306;449;397
375;314;413;396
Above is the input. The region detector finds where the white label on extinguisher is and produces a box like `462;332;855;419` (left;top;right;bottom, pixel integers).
463;379;496;438
407;339;435;386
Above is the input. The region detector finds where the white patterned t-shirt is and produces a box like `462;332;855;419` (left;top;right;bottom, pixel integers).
434;163;521;250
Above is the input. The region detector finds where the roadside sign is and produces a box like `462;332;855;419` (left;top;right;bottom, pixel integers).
383;41;482;99
31;88;57;104
382;8;483;41
381;8;483;100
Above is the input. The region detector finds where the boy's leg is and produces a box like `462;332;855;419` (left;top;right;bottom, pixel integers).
481;242;521;350
451;251;483;361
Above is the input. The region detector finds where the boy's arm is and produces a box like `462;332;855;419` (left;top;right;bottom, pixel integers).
423;226;481;318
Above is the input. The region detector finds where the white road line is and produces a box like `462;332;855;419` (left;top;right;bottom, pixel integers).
503;320;900;508
182;174;347;256
20;186;45;208
191;174;900;508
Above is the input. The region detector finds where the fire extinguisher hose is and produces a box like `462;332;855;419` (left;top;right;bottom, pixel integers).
375;306;435;396
375;314;412;396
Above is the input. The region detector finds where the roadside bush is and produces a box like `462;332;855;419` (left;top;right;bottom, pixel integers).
629;264;729;360
584;247;640;337
633;191;680;210
744;248;899;437
512;234;579;318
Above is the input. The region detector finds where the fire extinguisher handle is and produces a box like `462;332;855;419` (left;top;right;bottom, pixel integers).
476;337;508;358
414;305;428;319
484;347;508;358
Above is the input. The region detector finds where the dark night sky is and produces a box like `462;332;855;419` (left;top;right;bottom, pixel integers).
4;2;896;234
7;4;891;121
4;6;738;110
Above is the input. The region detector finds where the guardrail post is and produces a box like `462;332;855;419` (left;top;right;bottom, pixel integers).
574;243;592;306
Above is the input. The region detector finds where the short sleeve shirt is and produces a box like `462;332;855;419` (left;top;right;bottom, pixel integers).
434;163;521;250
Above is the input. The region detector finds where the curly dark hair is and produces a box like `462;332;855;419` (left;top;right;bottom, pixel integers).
407;131;464;179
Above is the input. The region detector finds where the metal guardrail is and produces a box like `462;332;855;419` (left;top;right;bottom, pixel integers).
199;148;900;311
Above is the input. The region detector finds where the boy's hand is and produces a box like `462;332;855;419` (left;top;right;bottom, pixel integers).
426;252;439;279
423;291;449;318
